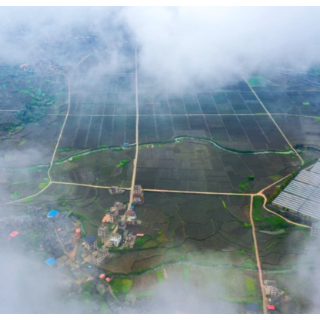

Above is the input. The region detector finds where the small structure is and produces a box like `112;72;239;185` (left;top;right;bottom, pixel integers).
246;302;259;314
127;219;141;226
98;225;109;238
99;274;106;280
106;275;114;283
114;202;126;211
75;228;81;239
8;231;19;241
109;186;125;195
45;257;56;266
123;230;134;242
104;212;116;224
124;143;130;147
133;185;144;204
83;234;97;251
109;233;122;247
125;209;136;222
136;233;144;237
90;248;109;265
264;280;282;297
118;220;127;230
47;210;59;218
267;305;276;313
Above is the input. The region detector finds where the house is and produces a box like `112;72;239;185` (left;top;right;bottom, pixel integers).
123;230;133;242
114;202;126;211
127;219;141;226
90;248;109;265
8;231;19;241
104;207;119;224
83;234;97;251
264;280;283;296
98;225;109;238
133;185;144;204
75;228;81;239
246;302;259;314
109;186;125;195
104;212;114;223
106;275;114;283
47;210;59;218
109;233;122;247
125;210;136;221
45;257;56;266
118;220;127;230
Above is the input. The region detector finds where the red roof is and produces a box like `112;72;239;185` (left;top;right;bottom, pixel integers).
9;231;19;238
57;228;61;232
76;228;81;233
268;305;275;310
125;210;136;216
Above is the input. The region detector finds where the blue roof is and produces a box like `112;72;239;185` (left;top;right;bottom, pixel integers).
130;206;134;209
84;234;96;245
45;258;56;266
124;143;130;146
47;210;59;218
247;303;259;313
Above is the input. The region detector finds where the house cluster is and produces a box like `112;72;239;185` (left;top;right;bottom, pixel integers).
264;280;292;314
99;201;141;248
82;234;109;266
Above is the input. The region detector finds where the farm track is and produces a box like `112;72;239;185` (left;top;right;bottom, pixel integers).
244;78;305;166
128;47;140;209
249;195;267;314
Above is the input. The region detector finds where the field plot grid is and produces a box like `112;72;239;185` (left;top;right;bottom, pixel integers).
272;161;320;220
135;139;297;192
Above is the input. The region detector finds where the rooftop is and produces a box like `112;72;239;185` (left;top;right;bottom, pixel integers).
47;210;59;218
84;234;96;245
272;162;320;220
45;257;56;266
246;302;259;313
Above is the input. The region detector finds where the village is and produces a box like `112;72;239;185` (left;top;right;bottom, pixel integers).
0;185;146;312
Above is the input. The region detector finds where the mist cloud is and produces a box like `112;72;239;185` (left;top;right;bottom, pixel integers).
1;7;320;88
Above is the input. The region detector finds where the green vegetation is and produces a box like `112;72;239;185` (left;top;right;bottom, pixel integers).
109;278;133;296
246;175;255;181
118;159;129;167
245;277;257;297
11;191;19;199
302;102;310;106
238;181;252;192
156;270;164;283
19;140;26;146
316;118;320;122
20;197;34;203
267;170;299;204
222;200;227;209
253;196;288;230
97;240;103;248
38;182;49;188
241;259;257;270
134;235;158;248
